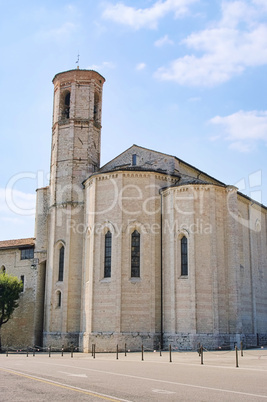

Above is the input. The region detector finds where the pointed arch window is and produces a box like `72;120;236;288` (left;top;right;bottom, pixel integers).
104;231;112;278
131;230;140;278
58;245;65;281
181;236;188;276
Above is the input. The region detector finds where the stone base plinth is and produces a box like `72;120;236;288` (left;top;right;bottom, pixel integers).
163;333;264;350
43;332;80;350
80;332;161;353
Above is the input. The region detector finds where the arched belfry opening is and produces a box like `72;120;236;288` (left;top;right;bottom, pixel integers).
60;90;70;120
94;92;100;125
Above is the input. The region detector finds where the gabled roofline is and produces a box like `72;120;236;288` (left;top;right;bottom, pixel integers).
99;144;225;186
82;144;267;210
99;144;140;171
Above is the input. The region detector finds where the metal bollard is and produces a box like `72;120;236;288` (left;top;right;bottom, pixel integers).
6;347;8;357
48;346;51;357
125;343;127;357
116;344;119;360
61;345;64;357
159;342;162;357
93;344;96;359
33;346;35;357
200;345;204;365
26;347;29;357
240;341;243;357
91;344;94;357
141;344;144;361
71;344;74;358
235;345;239;368
169;344;172;363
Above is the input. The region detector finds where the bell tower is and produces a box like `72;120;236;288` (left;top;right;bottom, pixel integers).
50;68;105;204
43;68;105;348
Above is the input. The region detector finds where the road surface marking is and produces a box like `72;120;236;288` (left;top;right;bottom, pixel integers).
152;389;176;394
45;362;267;399
58;370;87;377
0;367;132;402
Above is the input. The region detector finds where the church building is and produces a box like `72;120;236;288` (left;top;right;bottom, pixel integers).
1;68;267;351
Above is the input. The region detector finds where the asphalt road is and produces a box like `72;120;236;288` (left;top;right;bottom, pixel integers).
0;349;267;401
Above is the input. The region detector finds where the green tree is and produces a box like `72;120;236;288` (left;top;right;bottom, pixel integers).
0;273;23;352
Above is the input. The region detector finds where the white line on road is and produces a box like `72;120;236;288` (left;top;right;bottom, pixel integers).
0;367;133;402
152;389;176;394
58;370;87;377
45;362;267;399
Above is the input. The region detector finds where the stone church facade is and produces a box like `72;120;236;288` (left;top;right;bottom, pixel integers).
1;68;267;351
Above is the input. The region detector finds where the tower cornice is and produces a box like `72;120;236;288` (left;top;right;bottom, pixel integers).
52;69;105;84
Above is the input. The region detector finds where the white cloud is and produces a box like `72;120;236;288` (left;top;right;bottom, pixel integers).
136;62;146;71
155;1;267;86
36;22;77;42
252;0;267;11
0;188;36;216
102;0;198;30
154;34;174;47
87;61;116;71
209;110;267;152
188;96;201;102
229;141;253;153
219;1;257;28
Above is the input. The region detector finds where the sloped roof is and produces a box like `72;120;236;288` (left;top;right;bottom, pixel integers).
175;175;213;186
0;238;35;250
96;144;225;186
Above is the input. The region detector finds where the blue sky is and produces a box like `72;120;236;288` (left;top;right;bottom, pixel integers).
0;0;267;241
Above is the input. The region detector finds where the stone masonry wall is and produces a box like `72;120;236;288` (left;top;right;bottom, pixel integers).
0;247;43;349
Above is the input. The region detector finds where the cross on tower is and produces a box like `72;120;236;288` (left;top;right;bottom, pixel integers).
76;52;80;67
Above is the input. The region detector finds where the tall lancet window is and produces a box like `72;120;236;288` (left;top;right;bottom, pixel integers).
94;92;99;123
104;231;112;278
58;245;65;281
181;236;188;276
131;230;140;278
64;92;70;118
61;91;70;119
